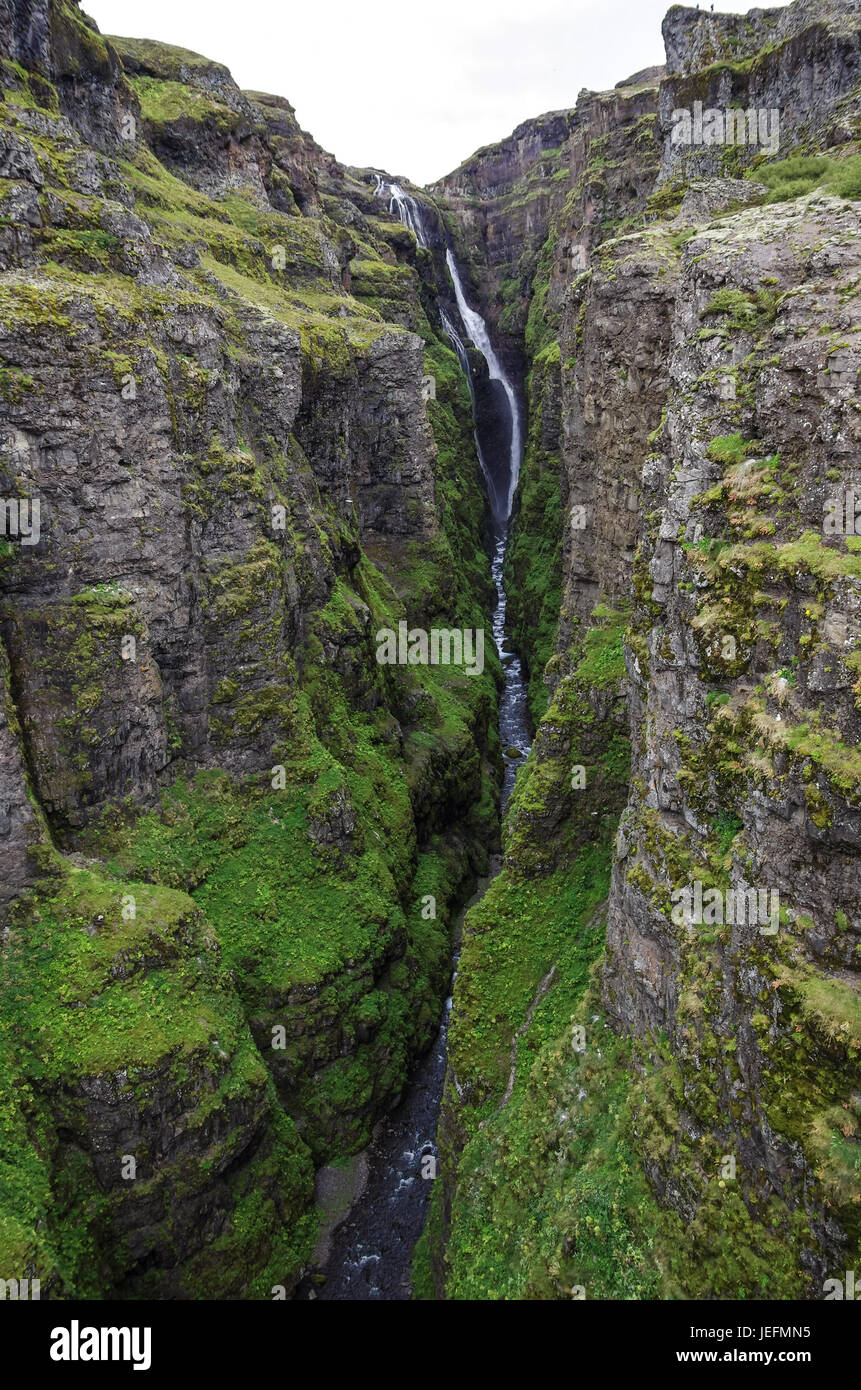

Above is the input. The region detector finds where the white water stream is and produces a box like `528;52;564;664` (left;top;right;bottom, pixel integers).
374;176;522;520
444;247;522;517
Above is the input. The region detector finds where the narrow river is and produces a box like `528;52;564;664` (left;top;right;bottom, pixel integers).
308;182;528;1299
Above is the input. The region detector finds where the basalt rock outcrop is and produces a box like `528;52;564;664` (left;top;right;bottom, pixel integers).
659;0;861;184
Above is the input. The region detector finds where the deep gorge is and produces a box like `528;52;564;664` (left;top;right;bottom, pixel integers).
0;0;859;1304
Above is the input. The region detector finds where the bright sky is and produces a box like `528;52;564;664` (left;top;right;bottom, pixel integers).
86;0;791;186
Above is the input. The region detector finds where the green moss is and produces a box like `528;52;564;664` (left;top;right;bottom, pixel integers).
575;604;628;688
441;937;813;1298
713;809;744;852
3;868;236;1075
129;74;240;131
444;1014;664;1300
524;225;560;358
646;180;686;219
40;227;120;271
807;1101;861;1206
108;35;224;80
0;58;60;115
701;288;780;336
51;1;116;81
0;366;35;402
505;374;562;721
0;859;317;1296
792;970;861;1054
706;432;757;467
447;842;613;1112
748;153;861;204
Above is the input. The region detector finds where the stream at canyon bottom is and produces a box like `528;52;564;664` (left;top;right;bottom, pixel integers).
308;180;529;1299
313;524;530;1300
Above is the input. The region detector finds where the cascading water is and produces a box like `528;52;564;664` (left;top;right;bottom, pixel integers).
374;174;430;248
372;176;522;522
444;248;522;520
436;242;530;799
310;176;531;1299
439;305;496;508
437;252;529;799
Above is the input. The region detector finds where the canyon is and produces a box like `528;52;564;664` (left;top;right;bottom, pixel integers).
0;0;859;1301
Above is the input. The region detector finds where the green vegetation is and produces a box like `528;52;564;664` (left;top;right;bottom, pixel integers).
447;843;613;1113
701;288;780;336
706;432;758;467
0;864;316;1296
130;74;241;131
748;153;861;203
575;603;628;688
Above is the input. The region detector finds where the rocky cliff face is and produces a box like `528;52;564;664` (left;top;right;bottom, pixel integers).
429;109;579;367
430;0;861;1300
0;0;498;1296
659;0;861;184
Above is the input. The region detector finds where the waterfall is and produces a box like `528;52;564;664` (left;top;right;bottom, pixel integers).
373;174;522;523
439;306;496;510
444;249;522;521
374;175;430;249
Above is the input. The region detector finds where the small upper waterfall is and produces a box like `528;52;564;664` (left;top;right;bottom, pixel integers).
374;174;430;249
373;175;522;522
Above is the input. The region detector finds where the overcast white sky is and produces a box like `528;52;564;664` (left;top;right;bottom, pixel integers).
87;0;791;186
